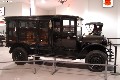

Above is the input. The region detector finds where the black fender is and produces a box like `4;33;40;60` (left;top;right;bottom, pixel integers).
77;43;108;59
9;43;30;54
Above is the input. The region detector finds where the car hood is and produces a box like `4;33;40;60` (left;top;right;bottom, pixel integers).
82;35;104;43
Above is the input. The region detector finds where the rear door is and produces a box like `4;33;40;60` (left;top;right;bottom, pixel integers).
37;20;49;46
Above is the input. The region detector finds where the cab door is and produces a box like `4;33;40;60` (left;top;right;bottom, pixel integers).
61;19;77;49
53;18;77;56
53;18;77;48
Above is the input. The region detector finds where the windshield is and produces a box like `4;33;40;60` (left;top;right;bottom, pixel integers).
83;24;94;35
83;22;103;36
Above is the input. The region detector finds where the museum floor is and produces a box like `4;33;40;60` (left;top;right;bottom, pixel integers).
0;46;120;80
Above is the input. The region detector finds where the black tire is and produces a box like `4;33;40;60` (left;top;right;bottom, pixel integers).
85;50;107;72
12;47;28;65
28;56;40;64
35;57;40;60
35;57;40;64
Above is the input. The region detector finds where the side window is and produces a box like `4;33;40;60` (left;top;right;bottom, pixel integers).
19;21;38;28
71;20;74;32
54;21;60;32
8;21;16;38
39;20;49;28
63;20;69;25
77;19;82;35
9;21;16;28
38;20;49;32
28;21;37;28
63;19;75;33
20;21;37;28
19;21;27;28
71;21;74;26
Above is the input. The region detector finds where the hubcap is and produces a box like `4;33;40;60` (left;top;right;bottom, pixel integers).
88;54;105;71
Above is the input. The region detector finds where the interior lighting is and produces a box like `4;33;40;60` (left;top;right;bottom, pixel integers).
41;0;45;4
2;0;13;3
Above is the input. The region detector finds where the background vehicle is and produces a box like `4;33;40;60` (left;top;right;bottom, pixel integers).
0;33;5;46
4;15;109;72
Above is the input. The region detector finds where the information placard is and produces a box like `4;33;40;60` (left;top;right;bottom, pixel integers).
103;0;113;7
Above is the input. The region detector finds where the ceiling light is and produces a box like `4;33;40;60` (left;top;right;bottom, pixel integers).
2;0;13;3
41;0;45;4
58;0;67;4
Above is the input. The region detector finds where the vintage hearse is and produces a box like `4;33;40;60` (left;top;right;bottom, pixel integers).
4;15;109;72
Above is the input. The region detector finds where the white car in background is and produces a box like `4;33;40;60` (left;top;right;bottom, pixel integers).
0;33;5;46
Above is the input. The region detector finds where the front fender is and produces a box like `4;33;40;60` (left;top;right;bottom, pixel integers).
77;43;107;59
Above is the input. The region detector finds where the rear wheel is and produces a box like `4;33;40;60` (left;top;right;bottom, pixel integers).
35;57;40;60
85;50;107;72
35;57;41;64
12;47;28;65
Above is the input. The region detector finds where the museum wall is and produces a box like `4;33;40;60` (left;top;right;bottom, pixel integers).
0;3;22;16
117;0;120;44
35;7;48;15
0;3;22;33
0;2;49;33
22;2;48;16
48;9;56;15
22;3;30;16
56;0;119;43
56;0;88;17
88;0;118;43
0;2;49;16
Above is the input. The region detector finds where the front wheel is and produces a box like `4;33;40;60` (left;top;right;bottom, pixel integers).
12;47;28;65
85;50;107;72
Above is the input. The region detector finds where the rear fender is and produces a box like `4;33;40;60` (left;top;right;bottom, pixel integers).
9;43;30;54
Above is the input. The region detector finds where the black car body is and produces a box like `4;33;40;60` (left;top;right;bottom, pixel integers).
4;15;109;72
